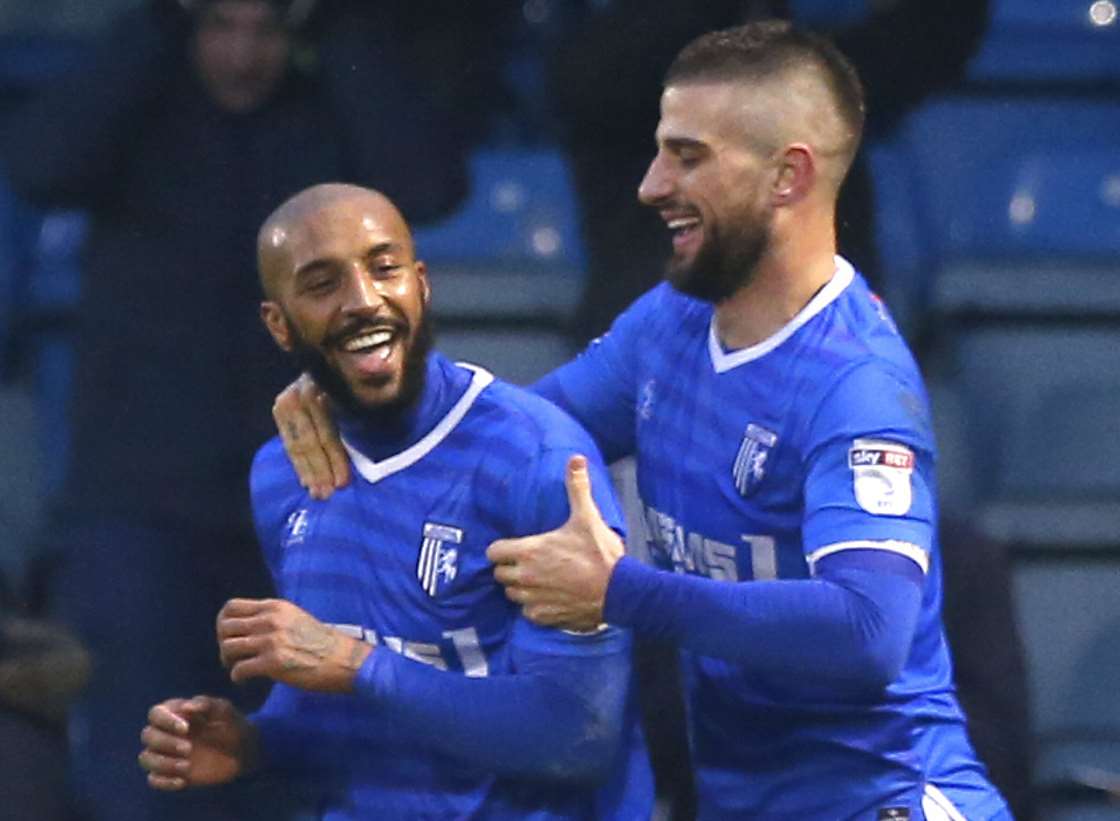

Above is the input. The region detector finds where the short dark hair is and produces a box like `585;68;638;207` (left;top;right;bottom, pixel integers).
665;20;865;167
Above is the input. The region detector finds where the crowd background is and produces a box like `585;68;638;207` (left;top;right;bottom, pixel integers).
0;1;1118;820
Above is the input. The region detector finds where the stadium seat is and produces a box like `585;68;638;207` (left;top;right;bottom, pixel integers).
885;95;1120;319
967;0;1120;84
413;147;587;384
944;325;1120;544
413;147;586;274
1013;559;1120;799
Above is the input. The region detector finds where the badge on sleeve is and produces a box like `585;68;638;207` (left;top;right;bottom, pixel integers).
848;438;915;516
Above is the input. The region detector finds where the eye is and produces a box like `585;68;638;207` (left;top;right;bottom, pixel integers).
303;275;336;294
370;257;402;278
677;149;703;168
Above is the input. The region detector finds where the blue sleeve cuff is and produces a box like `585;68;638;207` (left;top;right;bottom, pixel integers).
604;555;662;630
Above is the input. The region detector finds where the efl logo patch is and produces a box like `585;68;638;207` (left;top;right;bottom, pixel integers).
877;808;910;821
849;438;915;516
733;423;778;497
417;522;463;598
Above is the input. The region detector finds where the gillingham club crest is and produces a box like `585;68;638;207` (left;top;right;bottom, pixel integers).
417;522;463;598
733;423;778;497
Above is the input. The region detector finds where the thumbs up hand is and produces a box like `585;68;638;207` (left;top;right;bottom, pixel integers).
487;455;625;631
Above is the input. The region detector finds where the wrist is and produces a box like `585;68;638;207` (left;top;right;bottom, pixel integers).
337;636;374;693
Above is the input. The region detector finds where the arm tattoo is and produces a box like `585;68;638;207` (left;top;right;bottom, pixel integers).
282;620;338;670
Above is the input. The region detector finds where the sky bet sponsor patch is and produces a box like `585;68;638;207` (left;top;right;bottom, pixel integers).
848;438;915;516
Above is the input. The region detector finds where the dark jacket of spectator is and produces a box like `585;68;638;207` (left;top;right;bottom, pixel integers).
0;1;469;533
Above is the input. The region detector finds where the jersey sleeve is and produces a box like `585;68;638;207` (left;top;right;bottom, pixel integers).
801;362;936;576
532;287;664;462
248;438;307;584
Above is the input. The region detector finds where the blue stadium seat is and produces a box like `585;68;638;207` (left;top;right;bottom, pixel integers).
1013;559;1120;796
412;147;587;384
413;147;586;275
888;96;1120;318
968;0;1120;83
944;325;1120;543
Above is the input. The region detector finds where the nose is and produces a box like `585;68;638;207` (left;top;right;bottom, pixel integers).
340;264;385;312
638;152;672;206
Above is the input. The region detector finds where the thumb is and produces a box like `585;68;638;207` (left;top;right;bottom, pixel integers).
564;454;601;524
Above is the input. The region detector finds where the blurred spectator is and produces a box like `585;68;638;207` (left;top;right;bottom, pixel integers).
0;572;90;821
0;1;477;818
940;518;1036;821
550;0;990;343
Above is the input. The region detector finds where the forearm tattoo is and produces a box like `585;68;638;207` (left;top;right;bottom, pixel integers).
283;620;337;670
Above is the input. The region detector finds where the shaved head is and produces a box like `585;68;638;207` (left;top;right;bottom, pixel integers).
257;183;414;300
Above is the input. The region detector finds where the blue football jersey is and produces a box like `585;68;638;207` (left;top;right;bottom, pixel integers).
538;259;1008;819
249;354;651;820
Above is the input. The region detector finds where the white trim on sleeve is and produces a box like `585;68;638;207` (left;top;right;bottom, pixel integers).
805;539;929;575
922;784;969;821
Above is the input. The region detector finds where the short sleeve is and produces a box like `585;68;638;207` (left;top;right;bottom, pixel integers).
249;439;307;582
801;362;936;576
533;287;665;462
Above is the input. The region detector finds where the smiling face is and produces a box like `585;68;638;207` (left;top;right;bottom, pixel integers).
259;186;431;417
638;81;779;303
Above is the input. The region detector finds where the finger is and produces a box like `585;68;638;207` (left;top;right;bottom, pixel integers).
564;454;601;522
229;656;270;685
492;563;522;587
219;635;267;668
503;584;530;605
140;726;191;757
524;603;562;626
274;390;332;495
216;615;271;640
306;390;350;490
147;773;188;791
486;538;522;566
274;398;315;481
147;703;190;734
138;749;191;777
219;598;271;619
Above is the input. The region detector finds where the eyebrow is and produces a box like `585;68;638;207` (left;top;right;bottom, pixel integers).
294;241;404;279
660;136;709;152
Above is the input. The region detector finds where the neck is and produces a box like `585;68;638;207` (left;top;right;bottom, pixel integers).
713;207;837;351
337;353;468;460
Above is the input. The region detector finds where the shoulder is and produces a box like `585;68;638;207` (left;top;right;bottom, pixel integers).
796;276;932;449
250;436;304;508
465;379;602;472
616;282;708;335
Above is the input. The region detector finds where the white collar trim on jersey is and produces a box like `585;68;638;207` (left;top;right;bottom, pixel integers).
341;362;494;484
707;255;855;373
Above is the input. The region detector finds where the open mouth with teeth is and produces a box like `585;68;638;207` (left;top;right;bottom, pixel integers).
336;324;405;381
666;215;702;252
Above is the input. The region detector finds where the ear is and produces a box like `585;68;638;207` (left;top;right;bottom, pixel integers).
260;301;293;352
771;143;815;206
415;260;431;306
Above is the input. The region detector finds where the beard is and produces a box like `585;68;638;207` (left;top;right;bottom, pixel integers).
285;309;434;428
666;208;772;304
